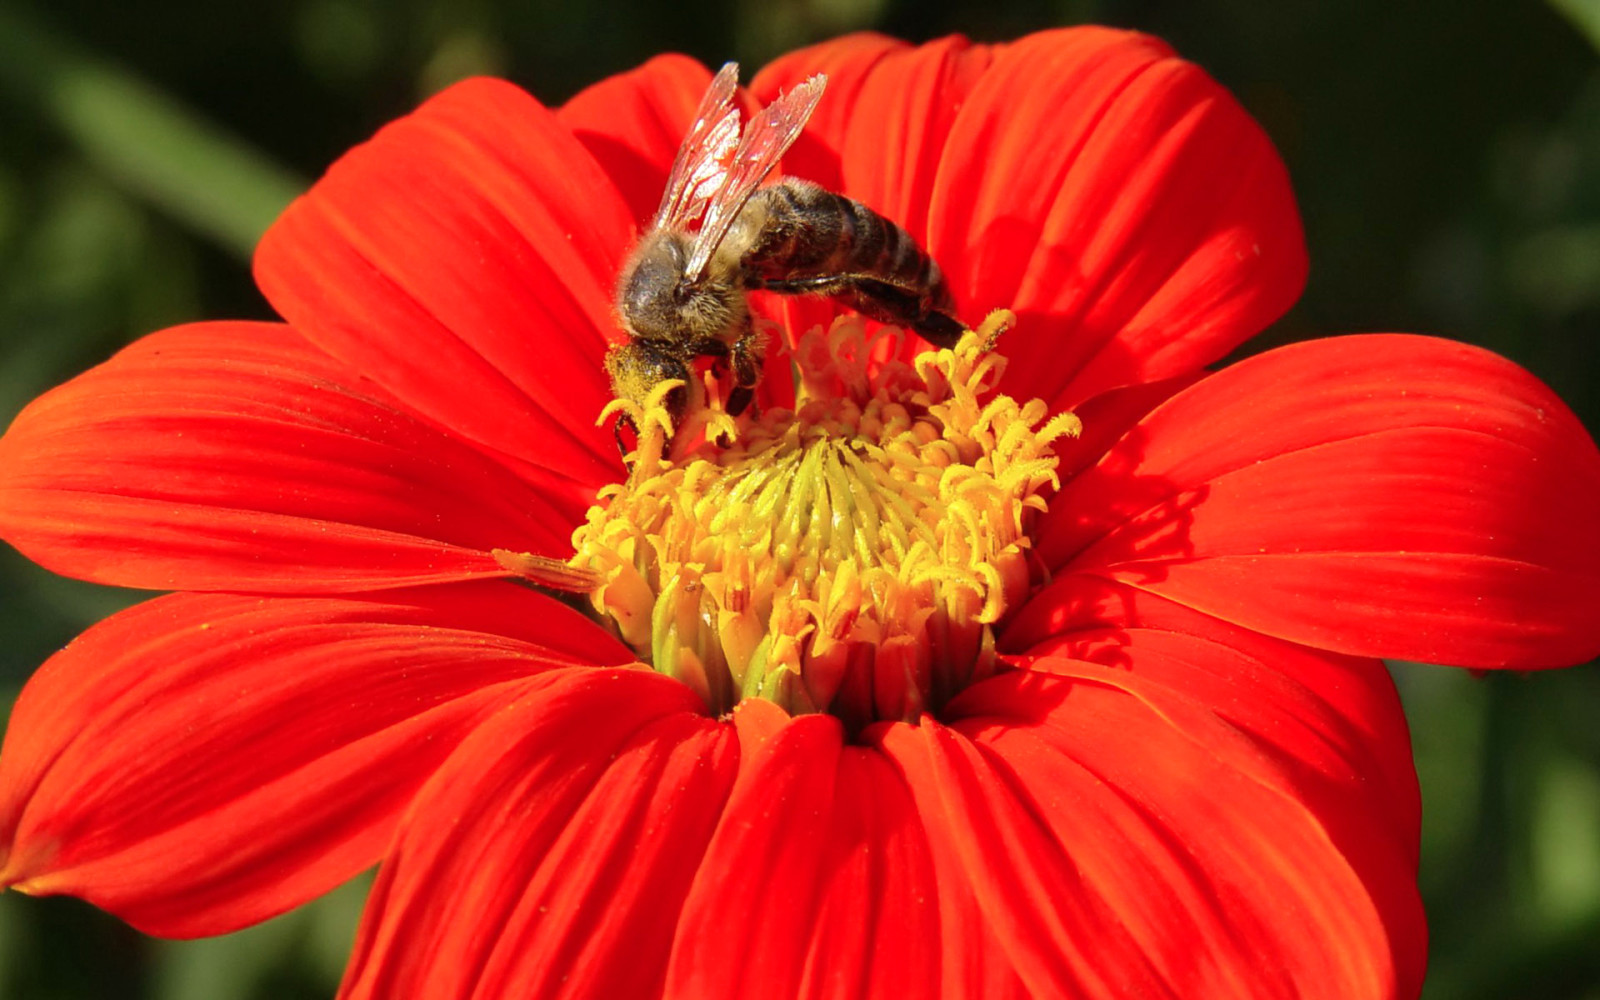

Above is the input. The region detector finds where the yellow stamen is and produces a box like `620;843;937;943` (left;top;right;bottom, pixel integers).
571;310;1079;727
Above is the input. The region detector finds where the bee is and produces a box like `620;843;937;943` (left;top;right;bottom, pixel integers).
607;62;964;448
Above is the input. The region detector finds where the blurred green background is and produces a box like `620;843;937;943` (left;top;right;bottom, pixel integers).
0;0;1596;996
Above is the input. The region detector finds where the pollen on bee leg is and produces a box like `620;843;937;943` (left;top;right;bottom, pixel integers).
569;309;1079;728
598;377;688;477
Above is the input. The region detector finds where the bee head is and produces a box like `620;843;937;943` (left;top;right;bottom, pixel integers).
619;231;744;344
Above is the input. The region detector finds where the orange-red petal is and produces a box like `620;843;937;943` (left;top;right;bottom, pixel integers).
751;33;911;196
0;321;577;593
753;33;990;240
879;715;1178;998
0;585;630;938
875;648;1425;1000
664;704;849;997
1010;579;1421;856
1028;333;1600;668
755;29;1305;407
337;668;732;1000
668;700;1026;1000
254;77;629;503
934;28;1305;409
560;54;724;228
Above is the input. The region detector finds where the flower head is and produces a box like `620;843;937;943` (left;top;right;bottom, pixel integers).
578;312;1080;729
1;28;1598;1000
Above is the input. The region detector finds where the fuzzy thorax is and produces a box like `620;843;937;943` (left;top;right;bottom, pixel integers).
573;311;1080;730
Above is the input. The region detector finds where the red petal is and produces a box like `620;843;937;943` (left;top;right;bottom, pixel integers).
1033;334;1600;668
754;30;1303;399
794;742;942;999
0;585;629;938
931;28;1306;409
880;661;1424;1000
878;717;1176;998
560;54;720;227
664;701;1026;999
664;703;844;997
1008;578;1421;863
0;322;579;593
755;33;934;201
1054;373;1200;482
338;668;730;1000
254;77;630;499
830;36;995;242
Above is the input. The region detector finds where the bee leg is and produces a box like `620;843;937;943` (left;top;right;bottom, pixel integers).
683;333;760;419
726;327;763;418
842;279;964;348
684;336;733;390
910;307;965;349
605;341;693;468
613;412;637;471
761;276;966;349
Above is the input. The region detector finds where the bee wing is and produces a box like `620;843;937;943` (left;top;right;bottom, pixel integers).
683;73;827;280
653;62;744;231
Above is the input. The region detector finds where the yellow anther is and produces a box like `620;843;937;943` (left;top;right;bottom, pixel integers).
569;313;1075;723
1039;409;1085;444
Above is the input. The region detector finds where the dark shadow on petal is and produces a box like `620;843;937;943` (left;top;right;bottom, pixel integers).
1002;421;1204;658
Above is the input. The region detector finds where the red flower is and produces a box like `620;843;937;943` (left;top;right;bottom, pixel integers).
2;27;1598;999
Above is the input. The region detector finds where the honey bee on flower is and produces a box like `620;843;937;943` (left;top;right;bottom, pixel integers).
608;61;964;448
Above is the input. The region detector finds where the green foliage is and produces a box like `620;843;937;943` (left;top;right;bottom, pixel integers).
1552;0;1600;52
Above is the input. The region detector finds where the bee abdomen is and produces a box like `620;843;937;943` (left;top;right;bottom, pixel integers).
749;181;939;296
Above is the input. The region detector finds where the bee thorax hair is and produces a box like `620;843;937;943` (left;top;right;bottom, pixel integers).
619;230;748;344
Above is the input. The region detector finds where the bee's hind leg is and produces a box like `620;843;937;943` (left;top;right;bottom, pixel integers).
843;279;964;349
613;412;637;472
911;308;965;349
727;329;762;418
761;275;965;349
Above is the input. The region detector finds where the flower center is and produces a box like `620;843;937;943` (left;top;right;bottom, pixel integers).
570;311;1079;731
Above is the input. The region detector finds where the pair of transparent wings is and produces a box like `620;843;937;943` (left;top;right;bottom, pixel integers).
652;62;827;281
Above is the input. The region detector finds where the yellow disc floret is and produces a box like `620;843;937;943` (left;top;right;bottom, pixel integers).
572;311;1079;728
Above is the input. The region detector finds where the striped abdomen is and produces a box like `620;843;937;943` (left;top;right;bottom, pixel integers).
735;179;963;346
